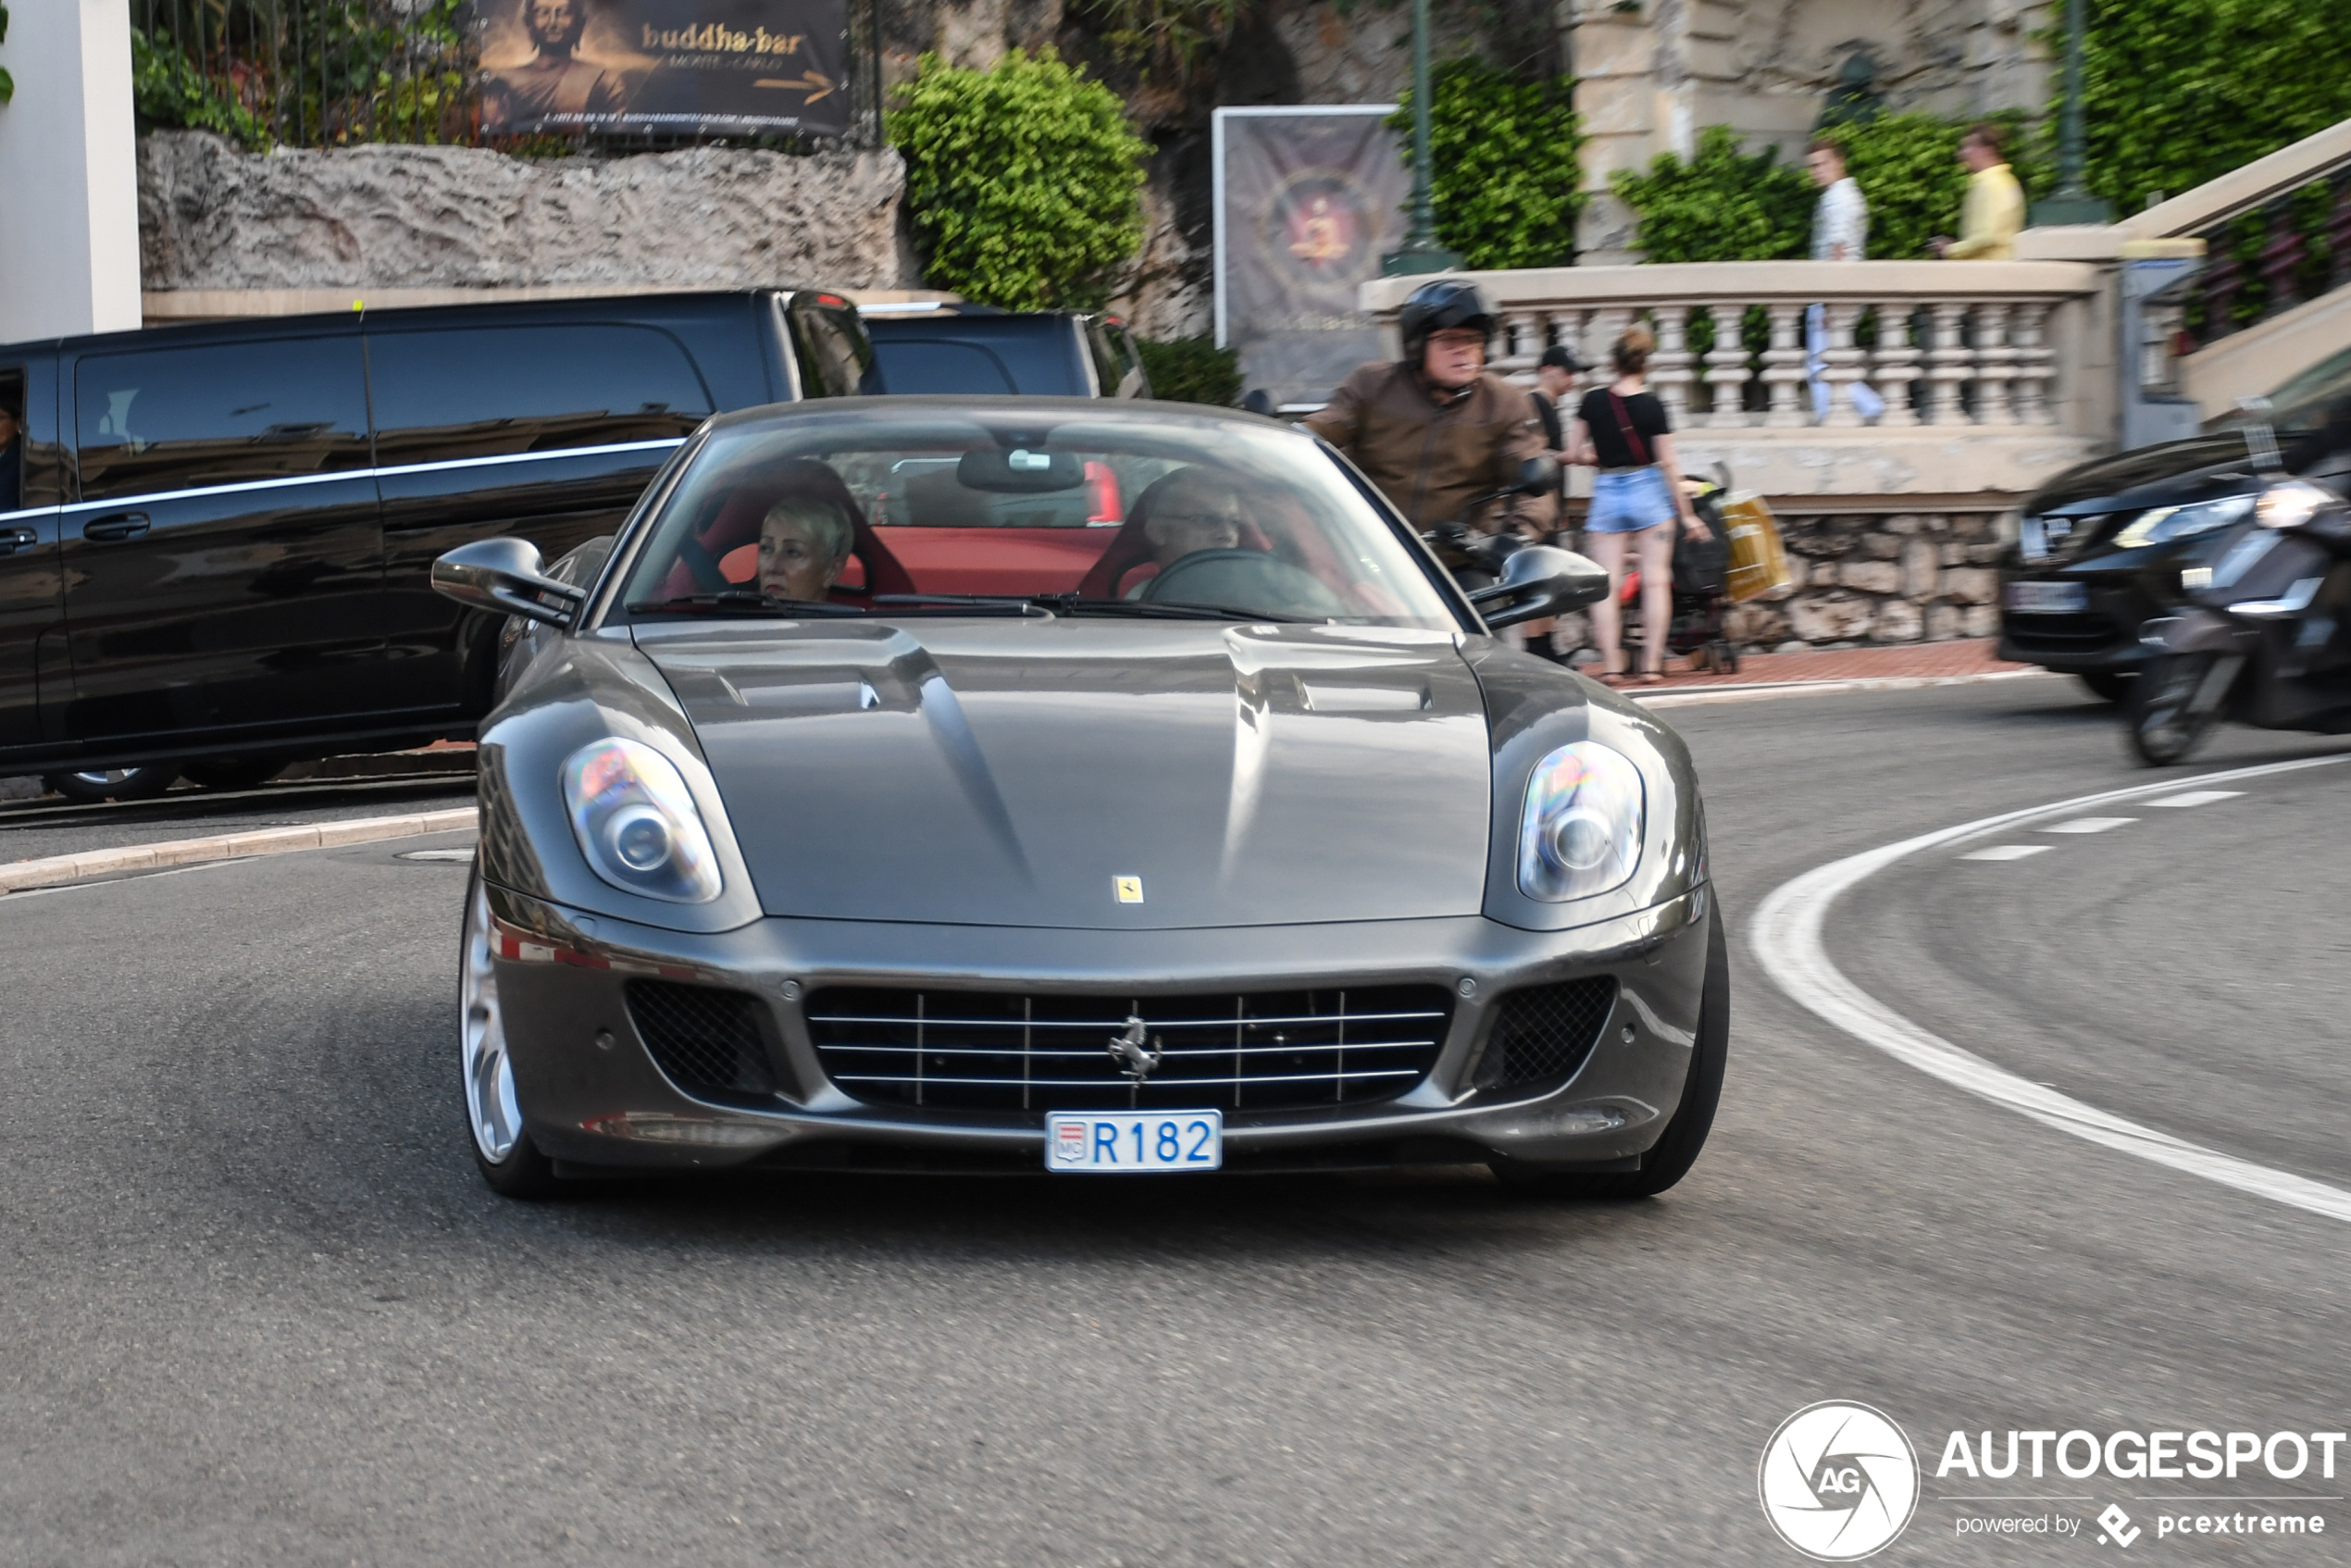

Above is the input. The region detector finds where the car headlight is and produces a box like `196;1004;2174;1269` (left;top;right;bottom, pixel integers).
1517;741;1645;902
560;737;723;903
2257;479;2332;530
2111;492;2254;550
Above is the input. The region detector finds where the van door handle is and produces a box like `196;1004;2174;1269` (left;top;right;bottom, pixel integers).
82;513;150;542
0;528;36;554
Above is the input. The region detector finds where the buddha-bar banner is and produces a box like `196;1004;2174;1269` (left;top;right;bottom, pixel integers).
475;0;852;139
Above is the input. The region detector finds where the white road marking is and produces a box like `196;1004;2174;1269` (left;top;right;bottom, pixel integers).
2040;816;2136;834
1752;753;2351;1226
2147;790;2244;807
1959;844;2052;860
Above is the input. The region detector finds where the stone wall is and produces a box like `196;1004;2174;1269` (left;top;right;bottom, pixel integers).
139;131;914;293
1542;508;2013;657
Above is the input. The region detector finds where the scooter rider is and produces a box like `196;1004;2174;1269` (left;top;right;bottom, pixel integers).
1304;280;1557;590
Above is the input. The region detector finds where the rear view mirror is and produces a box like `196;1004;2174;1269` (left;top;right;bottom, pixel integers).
1470;545;1608;628
431;537;586;628
1242;390;1276;417
1514;455;1561;495
958;447;1086;493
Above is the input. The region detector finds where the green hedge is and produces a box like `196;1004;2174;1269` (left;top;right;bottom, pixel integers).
1134;335;1240;406
889;50;1151;312
1391;59;1583;270
1607;126;1812;264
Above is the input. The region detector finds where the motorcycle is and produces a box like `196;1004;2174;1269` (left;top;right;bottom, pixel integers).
1422;456;1609;631
2124;417;2351;764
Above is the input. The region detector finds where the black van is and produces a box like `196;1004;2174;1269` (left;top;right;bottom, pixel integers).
0;289;875;799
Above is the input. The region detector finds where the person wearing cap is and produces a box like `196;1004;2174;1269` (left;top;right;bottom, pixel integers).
1531;343;1583;466
1303;280;1557;570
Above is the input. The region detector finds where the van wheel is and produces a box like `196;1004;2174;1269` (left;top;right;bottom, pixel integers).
181;757;284;791
44;766;180;803
1491;903;1730;1200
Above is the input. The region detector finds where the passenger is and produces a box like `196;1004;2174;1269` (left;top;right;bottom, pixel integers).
1140;467;1246;570
757;493;854;603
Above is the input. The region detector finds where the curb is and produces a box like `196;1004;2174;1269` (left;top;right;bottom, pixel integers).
0;806;480;894
1634;668;2055;708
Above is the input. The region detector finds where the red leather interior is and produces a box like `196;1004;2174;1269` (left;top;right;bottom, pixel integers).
1076;471;1270;599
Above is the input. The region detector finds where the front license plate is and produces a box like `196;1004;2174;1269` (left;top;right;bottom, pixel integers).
2005;580;2087;614
1046;1110;1223;1173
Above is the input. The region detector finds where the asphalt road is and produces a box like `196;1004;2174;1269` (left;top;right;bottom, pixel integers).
4;678;2346;1566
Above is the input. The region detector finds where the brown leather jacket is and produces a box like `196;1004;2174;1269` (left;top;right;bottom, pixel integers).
1304;361;1557;538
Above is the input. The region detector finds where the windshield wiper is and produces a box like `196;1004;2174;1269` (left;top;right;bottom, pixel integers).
872;592;1055;618
1046;596;1312;623
627;591;865;617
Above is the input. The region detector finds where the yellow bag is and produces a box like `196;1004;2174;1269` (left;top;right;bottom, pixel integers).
1722;492;1792;604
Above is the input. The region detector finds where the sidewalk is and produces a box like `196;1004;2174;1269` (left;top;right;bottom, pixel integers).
1602;638;2050;703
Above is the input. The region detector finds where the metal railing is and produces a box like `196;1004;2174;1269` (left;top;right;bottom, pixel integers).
128;0;884;151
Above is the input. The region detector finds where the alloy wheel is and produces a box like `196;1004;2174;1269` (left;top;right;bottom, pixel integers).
461;875;523;1163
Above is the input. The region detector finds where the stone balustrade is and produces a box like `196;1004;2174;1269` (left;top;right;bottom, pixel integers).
1362;260;2104;437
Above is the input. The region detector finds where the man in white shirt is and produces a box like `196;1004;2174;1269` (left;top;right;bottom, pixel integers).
1805;138;1885;422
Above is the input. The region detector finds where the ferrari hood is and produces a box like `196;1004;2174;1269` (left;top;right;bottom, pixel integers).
634;618;1499;928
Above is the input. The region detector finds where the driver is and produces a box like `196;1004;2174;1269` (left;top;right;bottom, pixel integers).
1141;467;1246;571
757;494;853;602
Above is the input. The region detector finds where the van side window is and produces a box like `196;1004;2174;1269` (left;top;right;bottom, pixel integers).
74;337;370;503
0;368;24;512
368;325;715;464
786;298;880;398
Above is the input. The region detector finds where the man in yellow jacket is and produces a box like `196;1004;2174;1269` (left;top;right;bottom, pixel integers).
1930;123;2024;259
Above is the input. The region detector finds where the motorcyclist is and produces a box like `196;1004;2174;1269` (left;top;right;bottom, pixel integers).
1304;280;1557;590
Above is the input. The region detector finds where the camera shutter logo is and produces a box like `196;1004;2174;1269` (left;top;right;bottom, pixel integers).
1758;1401;1920;1560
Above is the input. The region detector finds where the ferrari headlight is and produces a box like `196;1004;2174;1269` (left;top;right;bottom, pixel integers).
2111;493;2253;551
561;738;722;903
2257;479;2332;530
1517;741;1645;902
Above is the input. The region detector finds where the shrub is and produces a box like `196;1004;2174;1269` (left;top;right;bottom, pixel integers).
1134;335;1240;406
1608;125;1812;264
1390;59;1584;270
889;50;1151;312
131;31;271;150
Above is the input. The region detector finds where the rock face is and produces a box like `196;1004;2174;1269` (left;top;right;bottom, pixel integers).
139;131;914;292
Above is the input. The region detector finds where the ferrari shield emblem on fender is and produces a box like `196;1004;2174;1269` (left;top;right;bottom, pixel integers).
1113;875;1143;903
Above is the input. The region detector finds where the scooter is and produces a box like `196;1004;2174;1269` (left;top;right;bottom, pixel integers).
2124;418;2351;764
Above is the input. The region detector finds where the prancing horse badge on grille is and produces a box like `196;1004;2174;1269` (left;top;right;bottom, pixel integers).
1113;874;1143;903
1108;1014;1163;1083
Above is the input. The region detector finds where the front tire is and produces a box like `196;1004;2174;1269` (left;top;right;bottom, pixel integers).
461;868;558;1199
2125;653;2227;766
44;765;180;803
1494;902;1730;1200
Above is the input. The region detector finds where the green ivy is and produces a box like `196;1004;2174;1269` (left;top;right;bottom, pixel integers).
1071;0;1242;88
1133;335;1240;406
1391;60;1582;269
2071;0;2351;218
889;51;1151;312
1607;125;1812;264
132;30;271;150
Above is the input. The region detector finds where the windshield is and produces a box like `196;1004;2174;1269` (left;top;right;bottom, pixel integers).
616;406;1460;628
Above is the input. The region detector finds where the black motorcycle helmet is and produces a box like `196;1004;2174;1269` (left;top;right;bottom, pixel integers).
1398;280;1498;369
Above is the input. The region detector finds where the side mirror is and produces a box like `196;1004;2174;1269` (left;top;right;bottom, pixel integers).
431;537;587;628
1515;454;1561;494
1469;544;1608;629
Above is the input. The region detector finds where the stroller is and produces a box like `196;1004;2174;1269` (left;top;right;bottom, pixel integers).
1608;468;1740;675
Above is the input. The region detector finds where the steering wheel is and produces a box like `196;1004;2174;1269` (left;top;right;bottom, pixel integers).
1135;549;1349;620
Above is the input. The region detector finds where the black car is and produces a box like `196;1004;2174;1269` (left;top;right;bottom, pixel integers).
0;288;876;800
862;305;1151;398
1999;348;2351;698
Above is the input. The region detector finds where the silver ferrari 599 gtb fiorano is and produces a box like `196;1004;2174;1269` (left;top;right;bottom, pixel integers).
434;398;1724;1199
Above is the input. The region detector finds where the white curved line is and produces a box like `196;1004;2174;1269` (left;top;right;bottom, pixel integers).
1751;753;2351;1225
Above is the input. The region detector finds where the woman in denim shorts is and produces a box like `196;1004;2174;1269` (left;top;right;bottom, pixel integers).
1571;326;1708;683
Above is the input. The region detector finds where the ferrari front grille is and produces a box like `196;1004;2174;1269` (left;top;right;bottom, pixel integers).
626;980;778;1102
802;986;1453;1113
1479;977;1618;1092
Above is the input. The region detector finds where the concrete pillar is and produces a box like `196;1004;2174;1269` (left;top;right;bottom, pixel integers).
0;0;141;342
